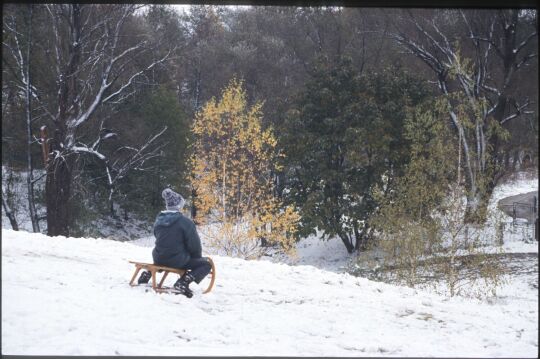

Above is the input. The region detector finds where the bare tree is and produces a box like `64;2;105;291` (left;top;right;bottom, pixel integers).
20;4;175;236
1;83;19;231
72;122;168;217
3;4;43;232
389;9;537;222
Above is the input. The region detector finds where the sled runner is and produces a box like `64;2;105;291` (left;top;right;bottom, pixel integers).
129;257;216;294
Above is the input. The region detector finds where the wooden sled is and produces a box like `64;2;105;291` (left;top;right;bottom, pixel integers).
129;257;216;294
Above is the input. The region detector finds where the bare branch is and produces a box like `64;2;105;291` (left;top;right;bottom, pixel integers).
71;144;107;161
501;99;532;125
91;119;106;150
516;53;537;69
406;11;454;65
470;36;504;59
390;33;445;75
110;42;147;67
31;172;47;184
514;30;538;55
102;48;173;104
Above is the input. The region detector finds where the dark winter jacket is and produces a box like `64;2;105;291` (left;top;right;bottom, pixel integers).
152;211;202;269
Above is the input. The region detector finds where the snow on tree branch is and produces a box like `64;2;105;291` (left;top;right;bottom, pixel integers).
102;48;174;104
70;125;168;201
514;30;538;55
501;99;533;125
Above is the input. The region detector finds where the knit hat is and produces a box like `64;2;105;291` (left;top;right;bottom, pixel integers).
162;188;185;211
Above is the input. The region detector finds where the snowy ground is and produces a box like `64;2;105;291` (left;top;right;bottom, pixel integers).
2;171;538;356
1;227;538;357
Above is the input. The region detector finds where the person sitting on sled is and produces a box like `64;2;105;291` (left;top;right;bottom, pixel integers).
138;188;212;298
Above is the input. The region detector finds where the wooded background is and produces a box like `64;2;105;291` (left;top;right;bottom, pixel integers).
2;5;537;252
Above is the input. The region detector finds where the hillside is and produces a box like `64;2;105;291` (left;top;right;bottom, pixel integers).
2;228;538;356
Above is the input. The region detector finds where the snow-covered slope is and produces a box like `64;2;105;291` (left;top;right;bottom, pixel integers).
2;229;537;356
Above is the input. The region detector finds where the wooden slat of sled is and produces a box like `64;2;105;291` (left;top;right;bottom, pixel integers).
129;258;215;294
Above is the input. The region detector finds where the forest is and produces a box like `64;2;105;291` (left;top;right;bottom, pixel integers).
2;4;538;258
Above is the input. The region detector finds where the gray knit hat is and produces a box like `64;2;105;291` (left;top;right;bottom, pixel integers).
162;188;185;211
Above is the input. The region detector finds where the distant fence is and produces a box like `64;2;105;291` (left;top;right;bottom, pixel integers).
499;221;536;243
498;195;538;242
498;196;537;223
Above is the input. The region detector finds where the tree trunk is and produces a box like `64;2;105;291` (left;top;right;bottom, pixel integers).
45;4;80;237
109;187;116;218
194;60;202;111
109;195;115;218
2;188;19;231
45;156;72;236
354;222;371;252
191;186;198;223
464;192;484;224
353;220;364;251
338;231;355;254
25;168;40;232
464;130;505;223
464;175;500;224
24;4;40;233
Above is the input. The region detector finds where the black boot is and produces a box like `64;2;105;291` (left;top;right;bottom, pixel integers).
138;270;152;284
173;272;195;298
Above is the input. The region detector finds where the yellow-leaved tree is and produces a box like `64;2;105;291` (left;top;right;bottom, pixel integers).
190;79;300;259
